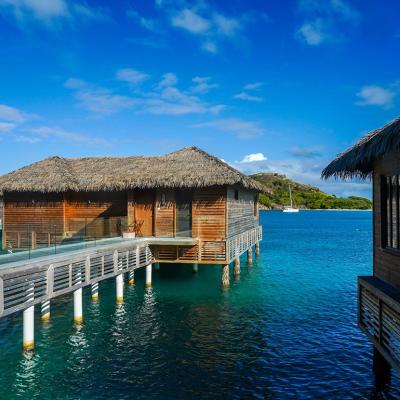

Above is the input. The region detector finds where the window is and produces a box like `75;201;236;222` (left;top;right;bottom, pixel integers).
382;175;400;249
234;190;239;200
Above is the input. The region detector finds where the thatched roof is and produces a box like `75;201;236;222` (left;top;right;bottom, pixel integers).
0;146;264;193
322;117;400;180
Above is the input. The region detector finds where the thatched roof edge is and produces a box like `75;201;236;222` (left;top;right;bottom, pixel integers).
322;117;400;180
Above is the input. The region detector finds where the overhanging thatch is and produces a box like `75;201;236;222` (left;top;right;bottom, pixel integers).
0;146;264;193
322;117;400;180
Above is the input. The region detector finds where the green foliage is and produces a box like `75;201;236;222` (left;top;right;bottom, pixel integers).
251;173;372;210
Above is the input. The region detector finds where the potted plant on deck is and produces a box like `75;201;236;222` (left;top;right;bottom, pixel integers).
122;223;136;239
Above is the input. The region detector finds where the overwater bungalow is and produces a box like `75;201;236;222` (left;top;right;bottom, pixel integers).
323;117;400;381
0;146;263;350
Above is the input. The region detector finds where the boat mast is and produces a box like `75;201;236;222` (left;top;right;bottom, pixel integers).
289;185;293;208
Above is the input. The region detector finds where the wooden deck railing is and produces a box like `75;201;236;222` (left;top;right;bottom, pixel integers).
227;225;262;263
358;276;400;371
0;240;153;318
153;226;262;264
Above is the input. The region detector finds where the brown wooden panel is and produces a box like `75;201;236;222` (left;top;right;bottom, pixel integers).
155;189;175;237
134;190;155;237
227;187;259;237
3;192;64;249
64;191;127;238
192;187;226;241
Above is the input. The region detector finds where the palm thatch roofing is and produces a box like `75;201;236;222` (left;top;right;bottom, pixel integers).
322;117;400;180
0;146;264;193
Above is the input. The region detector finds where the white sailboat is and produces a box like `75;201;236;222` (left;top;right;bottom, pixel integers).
283;185;299;213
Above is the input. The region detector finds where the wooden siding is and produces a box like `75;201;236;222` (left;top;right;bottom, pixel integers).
192;187;226;241
227;187;259;237
64;191;127;238
134;190;154;237
2;192;64;249
374;153;400;288
154;189;175;237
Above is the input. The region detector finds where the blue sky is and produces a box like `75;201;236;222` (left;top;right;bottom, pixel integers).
0;0;399;198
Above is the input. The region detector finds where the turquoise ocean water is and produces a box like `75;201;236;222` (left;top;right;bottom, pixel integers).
0;210;399;399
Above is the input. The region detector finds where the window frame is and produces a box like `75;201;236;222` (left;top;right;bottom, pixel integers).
381;174;400;251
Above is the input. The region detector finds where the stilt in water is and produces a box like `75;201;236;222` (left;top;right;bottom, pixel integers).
247;248;253;265
116;274;124;303
221;264;230;288
234;257;240;279
91;282;99;301
23;283;35;351
74;287;83;324
192;263;199;273
145;264;152;288
373;347;391;393
128;270;135;285
41;300;50;322
255;242;260;257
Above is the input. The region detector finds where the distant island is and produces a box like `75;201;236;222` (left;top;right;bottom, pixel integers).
251;173;372;210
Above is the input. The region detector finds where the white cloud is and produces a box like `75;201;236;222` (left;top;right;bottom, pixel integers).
0;122;16;132
0;103;28;123
116;68;150;85
66;71;224;117
234;92;264;102
356;85;395;108
65;79;137;115
127;9;157;32
169;6;244;54
157;72;178;89
296;0;359;46
213;13;240;37
192;118;265;139
239;153;267;163
296;19;325;46
145;86;224;116
29;126;110;146
172;9;210;34
202;41;218;54
190;76;218;94
244;82;264;90
0;0;108;26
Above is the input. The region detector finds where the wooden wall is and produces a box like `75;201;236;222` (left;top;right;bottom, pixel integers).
192;187;226;240
227;187;259;237
2;192;64;248
373;153;400;288
154;189;175;237
64;191;127;238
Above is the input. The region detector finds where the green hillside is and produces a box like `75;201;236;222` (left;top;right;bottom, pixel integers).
251;173;372;210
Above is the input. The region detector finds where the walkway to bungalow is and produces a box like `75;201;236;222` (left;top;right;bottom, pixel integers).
0;230;261;352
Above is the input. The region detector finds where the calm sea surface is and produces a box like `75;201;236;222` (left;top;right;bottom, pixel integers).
0;211;399;399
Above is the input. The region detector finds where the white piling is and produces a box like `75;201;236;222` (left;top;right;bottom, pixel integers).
145;264;152;288
23;283;35;351
41;300;50;321
91;282;99;301
74;288;83;324
193;263;199;273
116;273;124;303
